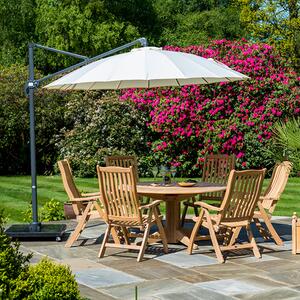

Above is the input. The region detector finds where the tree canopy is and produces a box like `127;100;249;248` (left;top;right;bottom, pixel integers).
0;0;248;71
238;0;300;70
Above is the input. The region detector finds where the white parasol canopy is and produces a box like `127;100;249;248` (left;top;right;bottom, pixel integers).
45;47;249;90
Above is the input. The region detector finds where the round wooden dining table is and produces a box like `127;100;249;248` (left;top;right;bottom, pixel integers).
137;182;226;247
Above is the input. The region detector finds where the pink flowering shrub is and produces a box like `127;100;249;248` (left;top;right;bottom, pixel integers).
121;40;300;175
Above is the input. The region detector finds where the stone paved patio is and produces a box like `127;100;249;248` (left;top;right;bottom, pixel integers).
19;216;300;300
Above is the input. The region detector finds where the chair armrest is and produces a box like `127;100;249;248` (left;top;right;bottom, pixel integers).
82;192;100;197
259;196;277;202
194;201;222;211
72;195;101;202
139;200;163;210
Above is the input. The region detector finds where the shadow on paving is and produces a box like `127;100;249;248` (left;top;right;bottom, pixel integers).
19;217;300;300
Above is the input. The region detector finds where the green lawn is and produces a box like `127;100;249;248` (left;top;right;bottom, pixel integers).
0;175;299;223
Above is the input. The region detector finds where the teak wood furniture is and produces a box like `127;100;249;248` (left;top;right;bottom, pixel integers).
181;154;235;226
137;182;227;247
187;169;266;263
105;155;138;181
97;166;168;262
253;161;292;246
58;159;110;247
106;155;151;211
292;212;300;254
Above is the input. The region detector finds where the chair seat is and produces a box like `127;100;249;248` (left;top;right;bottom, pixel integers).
253;210;271;220
193;214;249;228
109;214;157;227
76;209;100;221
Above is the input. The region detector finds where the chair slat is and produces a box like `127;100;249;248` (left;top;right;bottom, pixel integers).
201;154;236;200
221;169;265;223
97;165;168;262
105;155;139;182
58;159;105;248
188;168;265;263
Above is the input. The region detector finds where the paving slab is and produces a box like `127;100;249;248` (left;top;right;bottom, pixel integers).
263;270;300;286
195;278;266;296
28;244;97;260
58;258;106;272
225;253;280;264
101;258;195;280
78;284;117;300
259;240;293;251
174;272;217;283
101;278;193;300
245;258;300;273
235;287;300;300
192;262;269;279
152;287;238;300
267;250;300;261
75;267;144;289
18;217;300;300
155;250;218;268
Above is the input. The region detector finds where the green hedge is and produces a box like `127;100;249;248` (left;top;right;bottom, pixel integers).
0;209;82;299
0;64;76;175
56;91;152;177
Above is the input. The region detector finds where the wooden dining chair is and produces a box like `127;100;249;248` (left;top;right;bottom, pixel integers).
97;166;168;262
181;154;236;227
187;169;266;263
253;161;292;246
106;155;152;210
58;159;119;248
105;155;138;181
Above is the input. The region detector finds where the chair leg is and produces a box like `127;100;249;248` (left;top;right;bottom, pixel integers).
246;225;261;259
154;207;168;254
187;209;204;254
122;227;131;245
140;196;150;214
193;205;199;217
206;212;224;263
258;203;283;246
221;228;233;246
253;217;271;241
263;216;283;246
65;201;92;248
99;224;111;258
228;227;242;246
181;203;188;228
137;223;151;262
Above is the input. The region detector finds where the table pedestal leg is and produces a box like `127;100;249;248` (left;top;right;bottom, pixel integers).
165;198;180;243
165;198;198;249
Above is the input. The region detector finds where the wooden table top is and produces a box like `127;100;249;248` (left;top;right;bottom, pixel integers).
137;181;226;196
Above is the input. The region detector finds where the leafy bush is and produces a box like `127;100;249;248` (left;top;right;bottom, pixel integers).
265;118;300;173
0;64;76;175
11;258;82;300
23;199;65;222
56;91;152;177
0;209;32;298
41;199;65;222
0;210;82;299
122;39;300;176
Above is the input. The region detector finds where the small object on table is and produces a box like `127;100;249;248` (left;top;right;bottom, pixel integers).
178;182;196;187
161;165;171;185
170;166;177;183
292;212;300;254
186;179;197;183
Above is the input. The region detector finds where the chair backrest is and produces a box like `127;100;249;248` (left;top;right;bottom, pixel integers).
219;169;266;224
262;161;292;213
201;154;236;200
105;155;138;182
57;159;83;216
97;166;142;224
